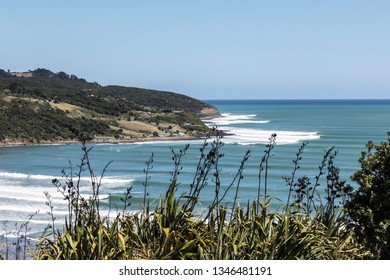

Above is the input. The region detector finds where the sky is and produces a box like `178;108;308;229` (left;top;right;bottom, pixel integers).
1;0;389;100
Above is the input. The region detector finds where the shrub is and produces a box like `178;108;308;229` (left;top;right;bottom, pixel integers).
346;134;390;259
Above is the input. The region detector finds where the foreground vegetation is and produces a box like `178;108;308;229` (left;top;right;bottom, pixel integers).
2;130;390;260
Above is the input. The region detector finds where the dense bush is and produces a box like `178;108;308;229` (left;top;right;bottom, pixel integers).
346;135;390;259
0;98;111;142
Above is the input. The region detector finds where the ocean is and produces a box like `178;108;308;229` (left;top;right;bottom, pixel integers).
1;99;390;240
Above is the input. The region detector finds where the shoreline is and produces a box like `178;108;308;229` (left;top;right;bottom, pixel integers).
0;135;207;148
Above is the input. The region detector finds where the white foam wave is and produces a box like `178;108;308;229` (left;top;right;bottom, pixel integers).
0;185;128;211
0;204;68;216
0;183;64;201
0;172;53;181
98;194;110;200
220;127;320;145
204;113;270;126
0;171;133;185
99;177;134;185
0;171;134;222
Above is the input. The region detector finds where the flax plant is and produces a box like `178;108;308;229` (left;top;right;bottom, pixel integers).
36;131;368;260
142;153;153;208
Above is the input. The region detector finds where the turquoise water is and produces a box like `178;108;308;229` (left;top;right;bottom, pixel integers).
1;99;390;238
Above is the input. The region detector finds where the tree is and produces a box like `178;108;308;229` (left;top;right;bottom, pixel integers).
346;133;390;259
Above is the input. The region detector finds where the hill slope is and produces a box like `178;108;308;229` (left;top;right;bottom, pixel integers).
0;68;220;144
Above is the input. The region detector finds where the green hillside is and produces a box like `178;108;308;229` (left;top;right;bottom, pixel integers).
0;68;220;143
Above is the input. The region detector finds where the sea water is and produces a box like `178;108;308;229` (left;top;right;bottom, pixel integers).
1;99;390;239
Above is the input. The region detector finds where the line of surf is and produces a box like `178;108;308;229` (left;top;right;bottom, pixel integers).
204;112;320;145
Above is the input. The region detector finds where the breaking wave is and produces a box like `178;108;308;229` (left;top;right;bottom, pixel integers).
204;113;320;145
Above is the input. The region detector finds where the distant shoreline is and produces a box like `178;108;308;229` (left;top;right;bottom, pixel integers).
0;135;206;148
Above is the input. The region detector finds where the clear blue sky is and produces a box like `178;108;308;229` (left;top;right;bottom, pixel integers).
1;0;389;100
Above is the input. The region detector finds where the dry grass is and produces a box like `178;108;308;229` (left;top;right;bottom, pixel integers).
50;102;83;112
117;120;158;133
